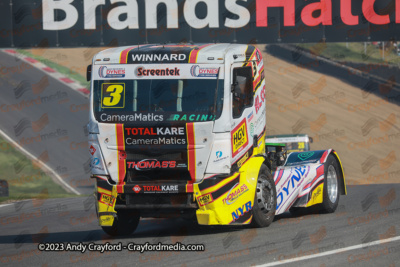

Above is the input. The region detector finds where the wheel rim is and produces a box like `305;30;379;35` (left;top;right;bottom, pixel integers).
257;178;274;212
327;165;338;203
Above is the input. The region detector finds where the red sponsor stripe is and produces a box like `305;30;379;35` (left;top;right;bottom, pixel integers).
274;169;284;185
188;44;213;63
320;150;329;163
186;123;196;182
116;184;124;193
186;183;193;193
119;46;137;64
303;164;325;190
115;124;126;184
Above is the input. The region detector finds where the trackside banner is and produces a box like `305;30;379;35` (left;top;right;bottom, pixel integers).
0;0;399;48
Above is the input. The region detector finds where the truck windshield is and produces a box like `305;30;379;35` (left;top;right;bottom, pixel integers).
93;79;224;123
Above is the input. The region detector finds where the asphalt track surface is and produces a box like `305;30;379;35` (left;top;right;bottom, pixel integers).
0;184;399;266
0;51;92;195
1;51;400;266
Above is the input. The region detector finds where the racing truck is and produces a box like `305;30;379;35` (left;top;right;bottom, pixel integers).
87;43;346;236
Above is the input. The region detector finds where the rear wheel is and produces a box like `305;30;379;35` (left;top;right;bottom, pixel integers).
251;165;276;228
320;155;341;213
101;210;140;236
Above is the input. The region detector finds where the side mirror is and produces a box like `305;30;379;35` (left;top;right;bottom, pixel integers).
86;65;92;82
309;137;313;143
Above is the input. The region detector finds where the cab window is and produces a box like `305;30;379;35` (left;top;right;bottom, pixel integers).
232;66;253;118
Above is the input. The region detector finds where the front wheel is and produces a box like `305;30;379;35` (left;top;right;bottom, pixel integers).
320;155;341;213
101;210;140;236
251;165;276;228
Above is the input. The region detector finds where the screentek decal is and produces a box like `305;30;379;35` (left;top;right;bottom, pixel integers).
231;201;252;222
190;65;219;78
223;183;249;205
231;120;249;158
136;67;180;77
127;160;176;171
98;66;125;78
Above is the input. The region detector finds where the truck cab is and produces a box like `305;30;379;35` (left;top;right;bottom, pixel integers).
88;43;345;236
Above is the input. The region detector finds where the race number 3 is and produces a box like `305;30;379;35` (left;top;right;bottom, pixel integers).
101;83;125;108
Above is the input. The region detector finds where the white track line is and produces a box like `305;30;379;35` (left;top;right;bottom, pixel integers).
0;128;80;195
257;236;400;267
0;203;13;209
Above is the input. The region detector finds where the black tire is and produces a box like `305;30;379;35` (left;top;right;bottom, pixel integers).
320;155;341;213
101;210;140;236
251;165;277;228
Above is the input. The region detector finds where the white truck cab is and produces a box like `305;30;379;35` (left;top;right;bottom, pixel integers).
87;44;345;236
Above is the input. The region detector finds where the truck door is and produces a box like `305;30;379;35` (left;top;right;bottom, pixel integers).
230;62;255;168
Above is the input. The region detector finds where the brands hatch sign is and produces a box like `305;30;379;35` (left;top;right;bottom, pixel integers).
0;0;399;48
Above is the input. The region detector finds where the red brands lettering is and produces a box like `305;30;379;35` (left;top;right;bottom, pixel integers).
256;0;399;27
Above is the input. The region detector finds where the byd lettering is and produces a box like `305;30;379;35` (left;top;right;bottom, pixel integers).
127;160;176;170
276;166;307;210
231;201;252;221
43;0;400;31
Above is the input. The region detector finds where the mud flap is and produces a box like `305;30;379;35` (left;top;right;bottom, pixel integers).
95;178;117;227
194;156;265;225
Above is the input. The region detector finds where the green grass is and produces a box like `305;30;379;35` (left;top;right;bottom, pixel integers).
0;136;77;204
297;42;400;65
16;49;89;88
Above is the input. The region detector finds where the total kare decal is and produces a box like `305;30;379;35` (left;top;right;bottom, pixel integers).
124;126;187;146
231;119;249;158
